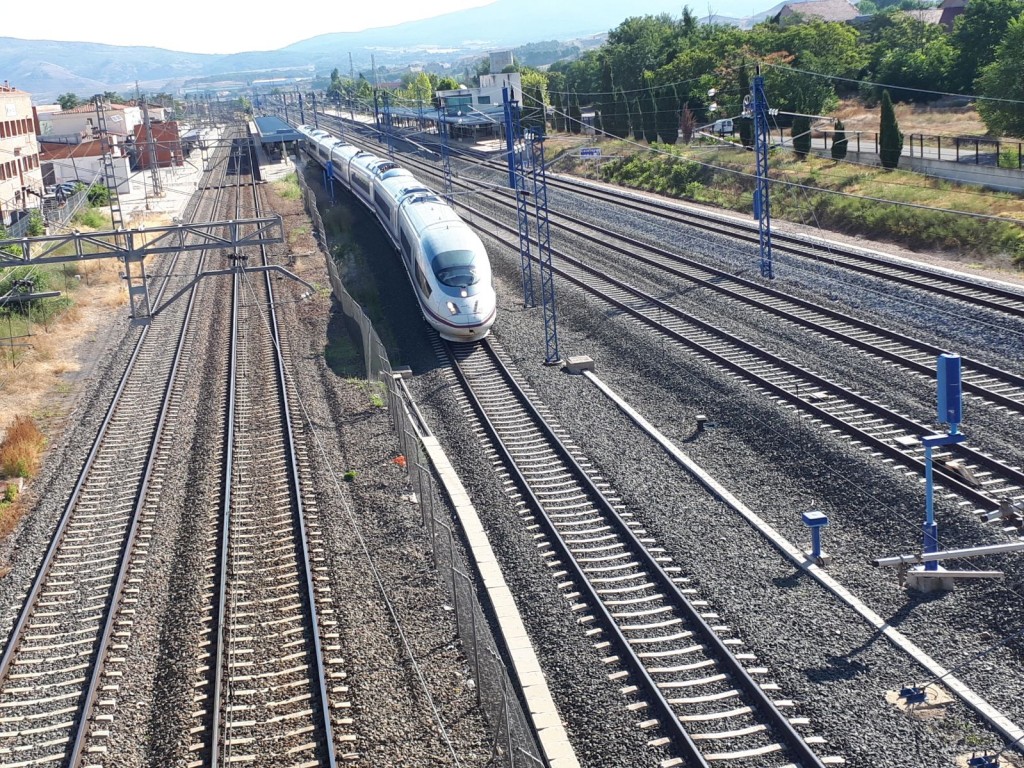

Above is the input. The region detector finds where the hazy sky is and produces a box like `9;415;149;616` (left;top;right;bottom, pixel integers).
6;0;500;54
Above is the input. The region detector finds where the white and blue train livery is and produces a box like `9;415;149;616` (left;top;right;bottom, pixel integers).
297;124;496;341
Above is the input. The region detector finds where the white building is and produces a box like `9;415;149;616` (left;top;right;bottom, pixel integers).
41;103;143;140
0;82;44;228
436;72;523;113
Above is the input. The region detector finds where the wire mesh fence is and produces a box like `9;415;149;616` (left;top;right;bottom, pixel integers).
298;168;546;767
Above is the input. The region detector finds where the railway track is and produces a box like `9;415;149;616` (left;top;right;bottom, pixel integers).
328;126;1024;522
189;174;344;767
323;112;1024;322
469;201;1024;517
337;121;1024;419
444;336;838;768
0;148;230;767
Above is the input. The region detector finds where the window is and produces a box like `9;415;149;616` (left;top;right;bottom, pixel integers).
352;175;369;194
477;96;491;105
374;190;391;220
400;229;412;261
429;249;480;287
416;264;432;298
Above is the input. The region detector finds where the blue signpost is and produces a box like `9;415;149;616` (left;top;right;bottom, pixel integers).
920;354;965;570
325;161;335;204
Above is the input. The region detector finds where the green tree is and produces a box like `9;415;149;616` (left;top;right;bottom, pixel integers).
792;114;812;159
56;93;80;110
26;211;45;237
879;90;903;168
868;14;956;100
976;13;1024;136
952;0;1024;92
436;76;460;91
831;119;848;160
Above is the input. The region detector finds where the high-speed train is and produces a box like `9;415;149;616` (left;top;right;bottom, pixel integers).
296;124;496;341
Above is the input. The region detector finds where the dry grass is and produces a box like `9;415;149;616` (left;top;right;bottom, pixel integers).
0;257;126;436
0;415;45;478
831;97;993;138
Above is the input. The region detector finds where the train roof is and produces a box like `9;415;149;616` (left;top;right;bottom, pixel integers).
401;195;466;233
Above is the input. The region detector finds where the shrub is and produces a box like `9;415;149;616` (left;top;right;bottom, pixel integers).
0;416;45;478
87;184;110;206
343;470;357;482
27;211;45;236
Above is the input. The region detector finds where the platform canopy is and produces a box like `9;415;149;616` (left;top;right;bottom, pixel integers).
253;115;303;144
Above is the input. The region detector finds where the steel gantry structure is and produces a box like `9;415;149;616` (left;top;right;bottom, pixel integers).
0;217;285;321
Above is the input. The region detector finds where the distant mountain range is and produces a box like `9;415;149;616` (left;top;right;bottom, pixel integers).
2;0;810;101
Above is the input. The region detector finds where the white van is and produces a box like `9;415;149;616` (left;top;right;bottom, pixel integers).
712;118;734;135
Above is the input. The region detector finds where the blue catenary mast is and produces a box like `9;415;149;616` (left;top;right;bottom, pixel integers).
752;67;774;279
381;92;395;160
526;126;560;364
502;86;536;308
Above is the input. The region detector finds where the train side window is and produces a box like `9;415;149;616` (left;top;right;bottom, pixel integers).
400;229;412;261
374;190;391;221
416;264;432;298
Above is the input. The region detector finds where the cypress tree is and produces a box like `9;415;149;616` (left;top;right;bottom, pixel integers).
632;96;645;141
569;92;582;135
605;88;628;138
550;90;563;132
879;90;903;169
736;64;754;148
598;59;614;137
792;114;812;160
656;88;679;144
643;89;658;143
831;119;848;161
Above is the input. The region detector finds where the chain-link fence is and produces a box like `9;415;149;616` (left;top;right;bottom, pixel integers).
298;168;545;767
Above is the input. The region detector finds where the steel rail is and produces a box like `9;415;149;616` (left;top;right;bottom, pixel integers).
447;337;827;768
209;126;245;768
256;179;338;767
329;114;1024;318
338;127;1024;415
0;145;229;765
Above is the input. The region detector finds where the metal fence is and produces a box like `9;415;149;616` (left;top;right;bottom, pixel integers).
298;170;546;767
819;130;1023;169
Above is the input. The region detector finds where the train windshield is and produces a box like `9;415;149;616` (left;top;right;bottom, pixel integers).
431;250;480;287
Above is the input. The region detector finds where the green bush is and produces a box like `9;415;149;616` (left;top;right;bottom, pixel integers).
87;184;110;206
27;211;45;236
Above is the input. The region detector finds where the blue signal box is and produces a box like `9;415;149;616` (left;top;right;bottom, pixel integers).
936;353;962;429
